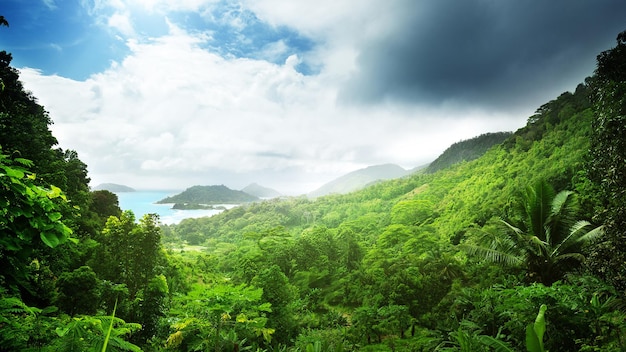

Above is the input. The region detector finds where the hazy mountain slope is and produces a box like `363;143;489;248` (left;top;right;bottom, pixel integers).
157;185;258;204
93;183;136;192
242;183;281;198
308;163;409;198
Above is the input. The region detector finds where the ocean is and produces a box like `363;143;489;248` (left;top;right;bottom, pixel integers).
114;190;231;225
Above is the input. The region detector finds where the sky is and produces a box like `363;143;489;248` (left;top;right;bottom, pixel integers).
1;0;625;195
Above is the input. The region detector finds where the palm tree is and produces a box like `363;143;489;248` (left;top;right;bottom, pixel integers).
464;180;603;286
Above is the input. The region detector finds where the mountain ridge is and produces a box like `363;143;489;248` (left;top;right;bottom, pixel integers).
426;131;513;173
92;183;136;192
242;183;282;198
308;163;410;198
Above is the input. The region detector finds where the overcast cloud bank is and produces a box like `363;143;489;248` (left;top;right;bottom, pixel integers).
11;0;626;194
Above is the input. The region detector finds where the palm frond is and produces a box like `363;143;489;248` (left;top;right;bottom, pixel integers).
0;297;41;316
461;244;524;266
525;180;555;239
525;235;548;257
546;190;579;244
550;190;576;219
553;252;586;264
499;219;523;236
573;223;604;243
551;221;604;257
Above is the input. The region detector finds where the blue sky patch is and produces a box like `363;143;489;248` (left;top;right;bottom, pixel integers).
0;0;317;79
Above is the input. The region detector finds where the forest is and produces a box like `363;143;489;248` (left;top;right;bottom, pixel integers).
2;13;626;351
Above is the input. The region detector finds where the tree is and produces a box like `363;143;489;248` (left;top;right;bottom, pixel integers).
137;274;169;343
0;48;92;216
0;51;59;180
587;30;626;291
55;266;100;316
89;190;122;226
464;180;603;286
92;211;163;297
252;265;298;346
0;153;74;297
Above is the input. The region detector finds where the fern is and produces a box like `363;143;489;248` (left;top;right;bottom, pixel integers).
0;296;41;316
53;311;142;352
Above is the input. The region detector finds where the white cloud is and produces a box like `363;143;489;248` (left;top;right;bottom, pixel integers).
18;2;526;194
108;12;136;37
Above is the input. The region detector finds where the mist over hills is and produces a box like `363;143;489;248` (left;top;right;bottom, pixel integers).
242;183;282;198
94;132;519;199
92;183;135;192
308;163;411;198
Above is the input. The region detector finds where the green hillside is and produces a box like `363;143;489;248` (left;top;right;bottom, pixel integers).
165;83;594;246
426;131;513;173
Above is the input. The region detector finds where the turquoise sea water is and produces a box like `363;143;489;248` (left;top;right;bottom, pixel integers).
115;191;230;224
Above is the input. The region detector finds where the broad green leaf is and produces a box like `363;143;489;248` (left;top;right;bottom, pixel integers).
40;232;61;248
534;304;547;350
47;212;62;222
525;324;541;352
102;298;118;352
55;326;70;337
526;304;547;352
48;185;64;199
478;335;515;352
2;166;24;179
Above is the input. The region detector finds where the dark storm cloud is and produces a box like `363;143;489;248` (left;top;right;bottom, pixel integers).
341;0;626;111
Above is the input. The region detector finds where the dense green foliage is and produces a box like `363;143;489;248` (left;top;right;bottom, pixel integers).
2;14;626;351
463;180;603;286
586;30;626;292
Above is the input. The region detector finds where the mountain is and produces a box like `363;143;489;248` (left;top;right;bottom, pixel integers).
426;131;513;173
408;163;430;174
241;183;281;198
156;185;259;204
308;163;409;198
92;183;136;192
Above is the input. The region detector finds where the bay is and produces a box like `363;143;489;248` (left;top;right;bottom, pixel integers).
114;190;232;225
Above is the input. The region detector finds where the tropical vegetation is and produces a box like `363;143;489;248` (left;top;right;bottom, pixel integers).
2;13;626;351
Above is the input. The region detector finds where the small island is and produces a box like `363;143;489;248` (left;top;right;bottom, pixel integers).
157;184;258;205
